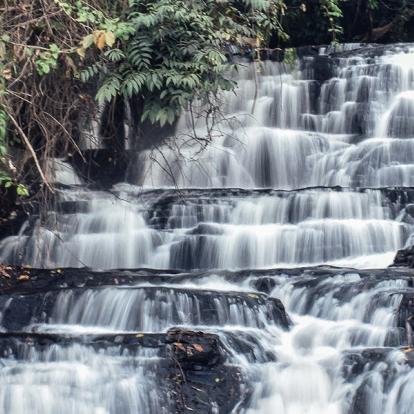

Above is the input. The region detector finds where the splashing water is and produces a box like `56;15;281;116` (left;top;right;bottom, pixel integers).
1;44;414;413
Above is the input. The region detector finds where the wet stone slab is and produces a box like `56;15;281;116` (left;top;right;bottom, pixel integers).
0;328;246;414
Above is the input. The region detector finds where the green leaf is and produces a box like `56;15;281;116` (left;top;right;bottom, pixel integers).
16;184;29;197
96;74;121;104
82;34;94;49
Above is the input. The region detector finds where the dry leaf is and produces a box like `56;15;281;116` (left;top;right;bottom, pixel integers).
82;34;94;49
174;342;186;351
93;30;106;50
0;266;11;279
105;31;115;48
17;274;30;281
76;47;86;59
2;68;12;80
192;343;204;352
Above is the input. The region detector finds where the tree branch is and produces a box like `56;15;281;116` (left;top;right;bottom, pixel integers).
7;111;54;193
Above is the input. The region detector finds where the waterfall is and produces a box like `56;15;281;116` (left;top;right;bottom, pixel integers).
1;44;414;413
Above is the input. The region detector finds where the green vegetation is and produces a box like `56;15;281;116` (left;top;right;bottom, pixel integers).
79;0;287;126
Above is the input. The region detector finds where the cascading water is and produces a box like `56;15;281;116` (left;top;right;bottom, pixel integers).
1;44;414;413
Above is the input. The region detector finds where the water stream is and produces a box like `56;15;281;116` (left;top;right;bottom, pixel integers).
1;44;414;413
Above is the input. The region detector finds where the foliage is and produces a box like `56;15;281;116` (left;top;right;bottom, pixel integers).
281;1;345;46
283;48;297;66
0;0;290;198
283;0;414;45
0;34;12;193
0;101;29;196
35;44;61;75
320;0;344;42
70;0;289;127
0;0;94;196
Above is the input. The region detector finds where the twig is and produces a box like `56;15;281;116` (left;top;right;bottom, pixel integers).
7;111;54;193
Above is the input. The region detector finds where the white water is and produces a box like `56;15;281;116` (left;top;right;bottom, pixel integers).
1;44;414;413
0;271;412;413
0;344;169;414
132;46;414;189
0;187;412;269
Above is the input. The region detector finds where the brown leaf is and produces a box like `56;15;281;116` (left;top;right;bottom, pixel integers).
174;342;186;351
17;274;30;281
192;343;204;352
2;68;12;80
93;30;106;50
0;266;11;279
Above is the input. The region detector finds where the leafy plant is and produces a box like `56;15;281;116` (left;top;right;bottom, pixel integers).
35;44;61;75
74;0;288;126
320;0;344;42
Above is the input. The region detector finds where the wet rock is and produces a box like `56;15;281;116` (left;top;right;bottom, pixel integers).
0;188;33;239
266;297;291;328
0;274;291;331
136;187;414;232
393;245;414;268
311;55;336;83
331;43;407;59
167;328;225;369
343;348;394;379
343;346;414;414
296;45;324;59
405;204;414;218
69;149;130;188
167;328;246;414
258;48;285;62
0;328;246;414
349;102;373;135
397;293;414;329
0;332;166;357
186;223;225;236
58;200;89;214
252;277;277;294
222;330;277;363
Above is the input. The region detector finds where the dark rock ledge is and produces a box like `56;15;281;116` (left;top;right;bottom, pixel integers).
343;346;414;414
0;328;247;414
1;265;414;294
167;328;246;413
393;245;414;268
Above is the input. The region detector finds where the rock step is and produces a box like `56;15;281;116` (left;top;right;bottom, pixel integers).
343;347;414;414
2;266;414;343
18;186;414;227
2;330;414;414
0;282;290;332
1;265;413;293
0;328;246;414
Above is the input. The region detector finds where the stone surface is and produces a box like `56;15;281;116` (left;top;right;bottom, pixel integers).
0;328;246;414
